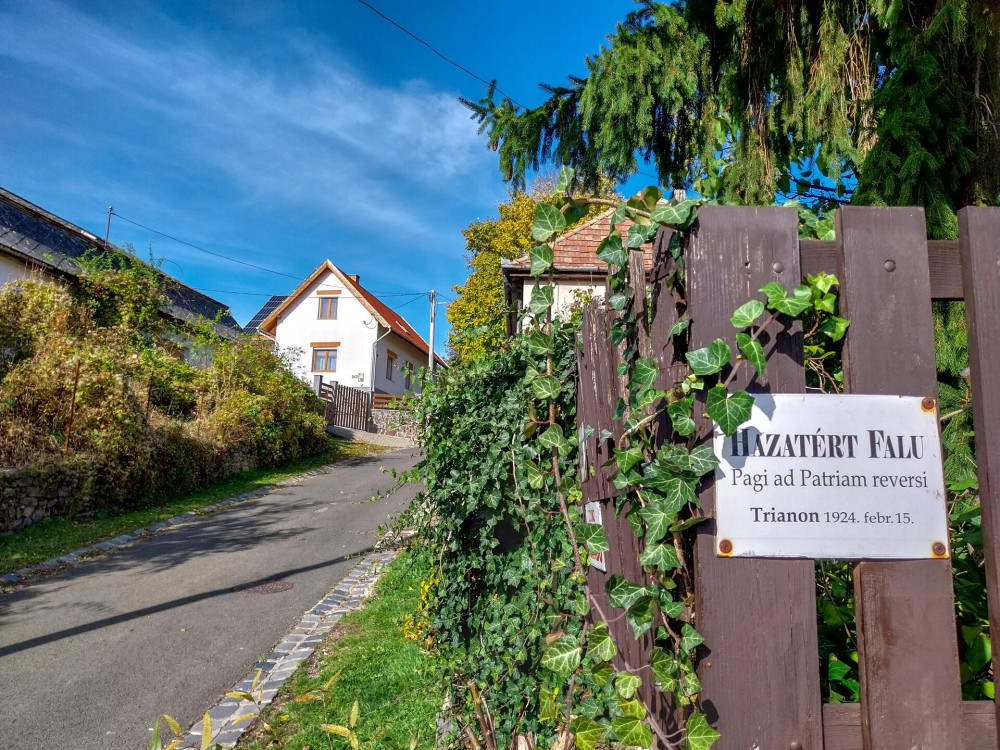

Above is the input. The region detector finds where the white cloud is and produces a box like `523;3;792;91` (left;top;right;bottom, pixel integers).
0;0;497;239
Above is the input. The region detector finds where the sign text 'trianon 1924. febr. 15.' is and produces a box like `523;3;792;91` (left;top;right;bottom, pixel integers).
712;393;949;559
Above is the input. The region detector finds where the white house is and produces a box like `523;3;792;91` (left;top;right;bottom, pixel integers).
249;260;443;397
501;208;656;334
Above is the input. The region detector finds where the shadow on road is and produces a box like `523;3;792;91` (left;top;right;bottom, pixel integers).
0;546;373;658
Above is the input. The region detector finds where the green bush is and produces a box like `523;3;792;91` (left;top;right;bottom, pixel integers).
0;251;328;521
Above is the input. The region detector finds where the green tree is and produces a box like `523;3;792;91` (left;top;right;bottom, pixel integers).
446;190;537;362
466;0;999;238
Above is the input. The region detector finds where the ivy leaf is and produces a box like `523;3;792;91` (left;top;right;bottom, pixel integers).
633;358;659;389
819;315;850;342
668;317;691;338
611;717;652;749
617;697;646;720
542;635;582;674
531;375;562;401
661;444;718;477
638;496;681;544
523;460;545;489
615;446;644;474
578;524;610;555
627;596;656;638
686;339;731;376
730;299;764;328
643;464;697;508
639;542;681;570
735;333;766;377
591;662;614;686
705;386;754;437
529;245;555;277
760;281;787;305
683;713;721;750
650;648;679;692
687;445;719;476
680;623;706;652
611;203;633;228
681;668;702;697
606;575;648;610
539;686;558;721
608;292;628;311
670;516;708;533
569;717;606;750
596;233;627;267
525;329;553;355
529;285;555;316
760;282;812;316
625;223;657;248
640;185;663;211
538;424;572;454
553;165;573;194
667;397;695;436
587;622;617;663
615;672;643;700
651;198;700;228
532;204;566;242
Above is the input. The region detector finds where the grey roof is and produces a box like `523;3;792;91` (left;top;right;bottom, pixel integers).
245;295;287;333
0;187;241;335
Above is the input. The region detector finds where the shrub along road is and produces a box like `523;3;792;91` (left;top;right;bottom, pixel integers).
0;448;420;750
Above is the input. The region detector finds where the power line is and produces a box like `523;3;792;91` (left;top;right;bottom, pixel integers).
352;0;524;109
111;211;303;281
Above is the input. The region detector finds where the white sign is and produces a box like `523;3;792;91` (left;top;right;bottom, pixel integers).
585;501;607;571
713;394;949;560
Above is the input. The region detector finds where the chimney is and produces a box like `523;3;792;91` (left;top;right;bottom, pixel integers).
348;274;360;283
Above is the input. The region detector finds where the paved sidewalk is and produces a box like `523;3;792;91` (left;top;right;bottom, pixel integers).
184;540;405;747
327;425;416;448
0;448;420;750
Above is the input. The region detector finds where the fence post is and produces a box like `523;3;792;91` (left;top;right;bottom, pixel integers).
837;206;963;749
687;206;822;749
959;206;1000;742
313;374;323;397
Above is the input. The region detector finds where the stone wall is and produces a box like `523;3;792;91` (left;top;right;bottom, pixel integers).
370;407;418;441
0;458;96;532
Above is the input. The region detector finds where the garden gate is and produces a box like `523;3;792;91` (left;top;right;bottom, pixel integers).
576;206;1000;749
316;378;372;431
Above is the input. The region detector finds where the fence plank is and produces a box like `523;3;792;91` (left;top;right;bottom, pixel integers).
837;206;963;750
799;240;962;300
960;206;1000;747
688;206;823;749
823;703;998;750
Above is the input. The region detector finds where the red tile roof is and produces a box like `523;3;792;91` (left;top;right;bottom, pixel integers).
509;209;655;271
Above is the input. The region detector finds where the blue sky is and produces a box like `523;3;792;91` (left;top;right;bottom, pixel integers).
0;0;644;353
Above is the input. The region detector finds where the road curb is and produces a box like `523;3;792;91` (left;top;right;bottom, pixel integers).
0;453;396;589
180;537;408;748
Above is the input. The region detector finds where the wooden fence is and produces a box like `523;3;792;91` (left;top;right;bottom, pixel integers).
576;206;1000;749
317;380;372;431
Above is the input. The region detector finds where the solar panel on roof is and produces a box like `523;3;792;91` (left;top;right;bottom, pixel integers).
245;295;286;331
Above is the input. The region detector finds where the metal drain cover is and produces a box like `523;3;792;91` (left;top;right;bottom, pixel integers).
233;580;294;595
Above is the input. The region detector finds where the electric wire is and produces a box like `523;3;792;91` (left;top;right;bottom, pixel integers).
352;0;524;109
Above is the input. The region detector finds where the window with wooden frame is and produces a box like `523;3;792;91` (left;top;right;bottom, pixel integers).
385;350;397;381
313;348;337;372
404;361;414;391
318;297;338;319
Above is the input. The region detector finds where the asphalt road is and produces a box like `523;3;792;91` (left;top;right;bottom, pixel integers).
0;448;420;750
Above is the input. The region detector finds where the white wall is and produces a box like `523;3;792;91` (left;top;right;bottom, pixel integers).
373;331;428;396
521;278;605;321
0;254;37;286
272;270;377;388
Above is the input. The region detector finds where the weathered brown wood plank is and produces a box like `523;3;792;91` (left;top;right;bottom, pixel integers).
837;206;963;750
823;703;998;750
800;240;962;300
959;207;1000;748
689;206;823;749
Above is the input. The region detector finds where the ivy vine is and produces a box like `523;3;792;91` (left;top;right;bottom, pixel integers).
411;168;849;750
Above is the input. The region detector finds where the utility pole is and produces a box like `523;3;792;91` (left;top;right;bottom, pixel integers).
104;206;113;247
428;289;436;377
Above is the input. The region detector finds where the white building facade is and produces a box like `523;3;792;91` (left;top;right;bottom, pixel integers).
254;261;440;397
